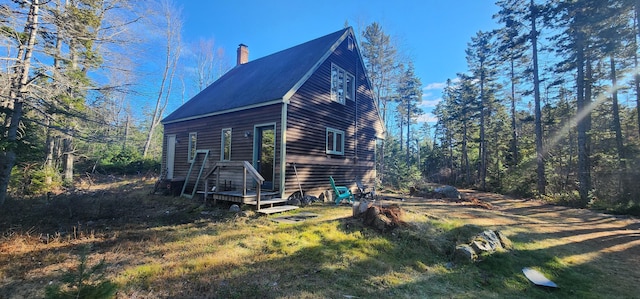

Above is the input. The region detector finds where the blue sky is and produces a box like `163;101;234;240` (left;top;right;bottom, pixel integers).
178;0;500;123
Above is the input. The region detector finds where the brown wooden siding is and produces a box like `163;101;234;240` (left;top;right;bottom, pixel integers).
283;35;382;198
162;104;283;193
284;159;375;199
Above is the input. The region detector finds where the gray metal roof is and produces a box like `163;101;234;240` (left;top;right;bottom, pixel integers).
162;27;351;124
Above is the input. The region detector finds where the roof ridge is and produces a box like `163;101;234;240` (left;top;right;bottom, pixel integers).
236;27;351;67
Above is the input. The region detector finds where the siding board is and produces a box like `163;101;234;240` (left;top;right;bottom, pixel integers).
283;35;381;198
163;104;283;192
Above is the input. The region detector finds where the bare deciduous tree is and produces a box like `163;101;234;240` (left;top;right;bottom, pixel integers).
142;0;182;158
190;38;228;92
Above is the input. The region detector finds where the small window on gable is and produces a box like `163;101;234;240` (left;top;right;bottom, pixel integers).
188;132;197;162
221;128;231;161
347;36;355;51
331;63;353;104
326;127;344;155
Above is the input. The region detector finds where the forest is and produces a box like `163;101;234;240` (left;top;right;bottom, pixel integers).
0;0;228;205
366;0;640;214
1;0;639;215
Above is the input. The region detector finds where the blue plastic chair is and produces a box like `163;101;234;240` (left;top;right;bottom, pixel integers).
330;176;354;205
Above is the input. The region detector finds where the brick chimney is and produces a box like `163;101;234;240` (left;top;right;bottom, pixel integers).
236;44;249;65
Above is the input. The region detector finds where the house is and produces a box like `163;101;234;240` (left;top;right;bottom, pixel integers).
160;27;384;205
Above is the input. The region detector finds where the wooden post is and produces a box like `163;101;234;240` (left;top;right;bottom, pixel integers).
256;185;261;211
203;180;208;203
243;168;247;196
216;170;220;191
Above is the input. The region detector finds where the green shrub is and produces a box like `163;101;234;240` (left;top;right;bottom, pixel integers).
500;162;536;198
77;147;161;175
45;245;117;299
542;191;585;207
385;162;422;191
9;164;61;196
109;146;141;165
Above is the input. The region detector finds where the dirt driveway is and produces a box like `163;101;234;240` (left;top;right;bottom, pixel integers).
392;189;640;291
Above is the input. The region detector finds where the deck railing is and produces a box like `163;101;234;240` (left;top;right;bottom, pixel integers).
203;161;266;209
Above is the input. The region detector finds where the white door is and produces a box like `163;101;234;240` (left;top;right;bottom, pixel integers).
166;135;176;179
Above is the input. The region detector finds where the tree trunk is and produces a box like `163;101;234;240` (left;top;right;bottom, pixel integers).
0;1;40;206
576;32;591;204
399;111;404;152
143;2;181;158
609;55;625;168
123;113;130;150
406;101;411;164
635;0;640;137
509;59;518;166
462;121;470;185
531;0;545;196
62;135;74;183
44;117;55;185
479;70;487;190
609;55;626;198
448;122;454;184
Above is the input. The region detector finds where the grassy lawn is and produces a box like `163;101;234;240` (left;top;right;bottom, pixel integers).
0;176;637;298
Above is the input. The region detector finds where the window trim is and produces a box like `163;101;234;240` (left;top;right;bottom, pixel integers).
221;128;232;161
326;127;345;155
331;63;354;104
188;132;197;163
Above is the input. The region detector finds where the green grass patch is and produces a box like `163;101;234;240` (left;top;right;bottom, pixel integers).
112;209;612;298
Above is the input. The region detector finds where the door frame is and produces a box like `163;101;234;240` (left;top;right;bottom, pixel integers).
253;123;276;190
166;134;176;179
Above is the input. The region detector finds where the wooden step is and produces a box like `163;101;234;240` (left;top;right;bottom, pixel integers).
257;205;299;215
245;198;288;207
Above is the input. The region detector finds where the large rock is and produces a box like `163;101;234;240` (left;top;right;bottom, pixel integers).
455;230;512;262
471;230;503;253
229;204;241;213
454;244;478;262
434;186;461;199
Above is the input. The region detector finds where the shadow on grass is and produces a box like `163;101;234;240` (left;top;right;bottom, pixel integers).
0;178;243;298
2;180;639;298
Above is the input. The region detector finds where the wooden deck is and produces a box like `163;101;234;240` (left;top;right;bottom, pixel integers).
205;190;280;204
202;190;297;214
190;161;296;214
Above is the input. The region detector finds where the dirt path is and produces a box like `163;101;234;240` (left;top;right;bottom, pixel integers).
394;189;640;291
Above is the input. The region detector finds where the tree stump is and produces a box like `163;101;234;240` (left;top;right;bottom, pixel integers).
361;204;405;231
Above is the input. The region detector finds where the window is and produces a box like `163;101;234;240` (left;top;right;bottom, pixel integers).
346;73;355;101
221;128;231;161
326;127;345;155
347;36;355;51
188;132;197;162
331;64;354;104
